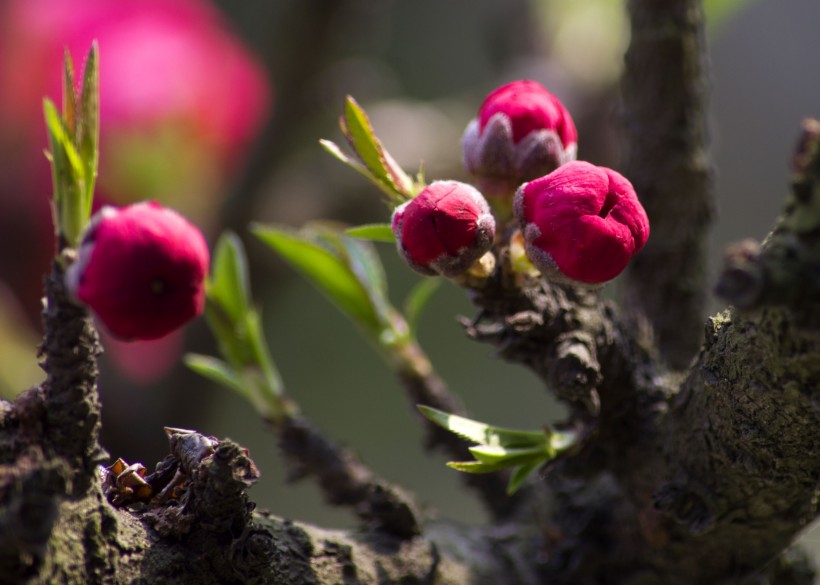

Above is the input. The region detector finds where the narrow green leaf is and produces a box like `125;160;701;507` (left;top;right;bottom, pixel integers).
403;278;440;335
319;139;368;173
202;301;251;382
341;97;414;201
185;351;287;422
415;162;426;192
62;49;77;137
203;294;285;403
550;429;580;454
43;100;84;181
342;97;394;185
446;461;513;474
184;354;248;397
507;461;543;495
253;224;384;336
468;444;548;466
44;100;67;210
78;42;100;215
335;232;389;309
243;309;286;400
199;297;289;420
384;149;415;196
319;138;404;202
418;405;548;448
295;223;389;314
44;98;86;244
345;224;396;243
307;223;387;298
208;232;251;324
418;405;488;444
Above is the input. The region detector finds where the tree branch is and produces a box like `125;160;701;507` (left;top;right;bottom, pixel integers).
463;119;820;582
621;0;715;369
5;3;820;584
275;415;422;539
390;333;524;519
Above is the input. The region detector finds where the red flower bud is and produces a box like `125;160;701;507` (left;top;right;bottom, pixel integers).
514;161;649;285
462;80;578;199
66;202;210;340
392;181;496;278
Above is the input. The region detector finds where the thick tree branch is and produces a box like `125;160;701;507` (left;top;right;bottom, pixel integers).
463;119;820;582
621;0;715;369
38;259;107;497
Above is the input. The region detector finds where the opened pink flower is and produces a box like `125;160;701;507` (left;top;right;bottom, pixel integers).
514;161;649;285
66;202;210;340
392;181;496;278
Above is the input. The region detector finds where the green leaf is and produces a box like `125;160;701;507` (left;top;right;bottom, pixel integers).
44;98;86;244
417;405;548;448
345;223;396;243
507;461;543;495
319;137;405;203
203;298;246;368
78;42;99;215
242;309;286;402
342;98;409;192
253;224;385;336
339;96;415;202
419;405;580;488
185;350;286;422
319;139;370;176
43;44;100;248
468;444;548;466
43;100;84;183
184;354;247;397
62;49;77;137
446;461;513;474
550;429;579;453
297;222;390;323
334;232;389;315
403;278;441;335
208;232;251;324
202;238;285;405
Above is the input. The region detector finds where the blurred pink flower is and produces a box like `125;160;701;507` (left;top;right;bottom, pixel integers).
0;0;271;381
0;0;270;170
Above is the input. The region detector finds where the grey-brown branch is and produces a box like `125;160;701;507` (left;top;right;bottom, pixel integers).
621;0;715;370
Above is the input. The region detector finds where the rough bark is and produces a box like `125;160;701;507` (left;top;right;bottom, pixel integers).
2;1;820;584
621;0;715;369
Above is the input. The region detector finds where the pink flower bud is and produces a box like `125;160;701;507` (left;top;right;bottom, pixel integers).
65;202;210;340
514;161;649;285
462;80;578;199
392;181;496;278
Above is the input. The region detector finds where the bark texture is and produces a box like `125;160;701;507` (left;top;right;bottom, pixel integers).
621;0;715;369
2;1;820;584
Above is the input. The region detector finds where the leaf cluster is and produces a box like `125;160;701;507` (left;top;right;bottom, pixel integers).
44;44;100;248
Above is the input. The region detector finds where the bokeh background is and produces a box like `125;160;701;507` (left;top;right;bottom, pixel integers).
1;0;819;551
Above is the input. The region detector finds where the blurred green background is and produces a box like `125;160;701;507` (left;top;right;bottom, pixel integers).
2;0;820;553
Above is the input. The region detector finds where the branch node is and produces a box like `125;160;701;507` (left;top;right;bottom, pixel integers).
714;239;764;309
653;481;716;536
